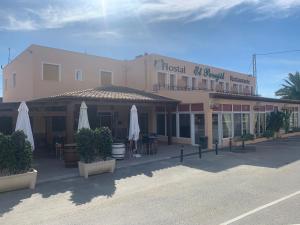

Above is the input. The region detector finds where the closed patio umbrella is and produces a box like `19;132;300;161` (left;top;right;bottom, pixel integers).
128;105;140;152
78;101;90;131
15;101;34;151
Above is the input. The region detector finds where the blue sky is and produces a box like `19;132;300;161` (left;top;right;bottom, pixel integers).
1;0;300;97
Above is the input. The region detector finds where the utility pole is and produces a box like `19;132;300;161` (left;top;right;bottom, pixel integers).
8;48;11;64
252;54;257;95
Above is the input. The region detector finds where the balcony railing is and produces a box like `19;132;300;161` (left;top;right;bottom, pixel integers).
153;84;257;97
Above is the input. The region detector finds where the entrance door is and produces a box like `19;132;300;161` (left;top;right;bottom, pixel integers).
99;112;113;131
194;114;205;145
212;114;219;144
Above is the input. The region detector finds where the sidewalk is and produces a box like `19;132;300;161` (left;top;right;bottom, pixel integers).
34;144;202;184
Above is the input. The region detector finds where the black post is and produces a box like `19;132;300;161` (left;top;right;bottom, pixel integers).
215;140;218;155
229;138;232;152
180;145;184;162
242;139;245;149
198;144;202;159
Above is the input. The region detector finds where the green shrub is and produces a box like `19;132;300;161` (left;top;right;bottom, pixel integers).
292;127;300;132
262;130;274;139
0;133;15;175
241;133;255;141
0;131;33;176
11;131;33;173
95;127;112;160
282;111;291;133
76;128;96;163
267;111;284;133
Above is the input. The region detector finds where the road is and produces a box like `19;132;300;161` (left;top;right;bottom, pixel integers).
0;136;300;225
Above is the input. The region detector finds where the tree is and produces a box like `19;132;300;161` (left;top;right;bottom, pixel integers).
275;72;300;100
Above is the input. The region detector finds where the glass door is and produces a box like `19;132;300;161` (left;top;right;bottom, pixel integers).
194;114;205;145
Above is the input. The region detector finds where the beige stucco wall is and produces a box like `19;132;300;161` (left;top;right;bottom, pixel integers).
3;48;34;102
3;45;256;103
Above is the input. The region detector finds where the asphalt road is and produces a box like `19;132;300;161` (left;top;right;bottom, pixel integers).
1;136;300;225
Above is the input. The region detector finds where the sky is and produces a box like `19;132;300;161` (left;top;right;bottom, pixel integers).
1;0;300;98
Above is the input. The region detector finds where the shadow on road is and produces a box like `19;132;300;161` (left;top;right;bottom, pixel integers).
0;136;300;216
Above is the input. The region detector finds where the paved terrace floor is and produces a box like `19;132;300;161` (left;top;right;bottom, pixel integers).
34;143;199;184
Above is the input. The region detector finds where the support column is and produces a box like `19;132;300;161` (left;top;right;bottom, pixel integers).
66;103;75;143
167;105;173;145
205;108;213;149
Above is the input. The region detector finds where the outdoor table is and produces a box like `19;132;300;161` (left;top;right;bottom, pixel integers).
147;136;158;155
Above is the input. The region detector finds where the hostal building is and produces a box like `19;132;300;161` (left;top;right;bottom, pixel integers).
1;44;300;151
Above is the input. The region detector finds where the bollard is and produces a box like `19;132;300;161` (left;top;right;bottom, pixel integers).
215;140;218;155
180;145;184;162
199;144;202;159
229;138;232;152
242;139;245;149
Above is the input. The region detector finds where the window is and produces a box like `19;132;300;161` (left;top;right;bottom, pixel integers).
239;84;243;94
12;73;16;88
169;74;176;89
210;80;214;91
254;113;266;135
179;114;191;138
194;114;205;144
222;114;232;138
234;113;242;137
232;83;238;93
75;70;83;81
43;63;60;81
157;72;166;88
202;79;207;89
4;79;8;91
181;76;188;89
140;113;149;134
156;113;165;135
219;82;224;91
242;113;250;134
172;114;177;137
251;86;254;95
226;82;229;92
192;78;197;90
100;71;112;86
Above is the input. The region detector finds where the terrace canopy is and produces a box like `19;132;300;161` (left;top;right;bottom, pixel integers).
1;86;179;149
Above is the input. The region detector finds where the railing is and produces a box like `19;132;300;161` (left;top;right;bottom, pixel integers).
153;84;258;97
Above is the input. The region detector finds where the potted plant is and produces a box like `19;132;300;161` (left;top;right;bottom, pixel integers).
0;131;37;192
77;127;115;178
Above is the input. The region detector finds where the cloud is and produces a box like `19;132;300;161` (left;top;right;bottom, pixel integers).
0;0;300;31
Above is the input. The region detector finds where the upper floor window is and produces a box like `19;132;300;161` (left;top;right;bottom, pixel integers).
238;84;243;94
100;70;112;86
226;82;229;92
202;79;207;89
169;74;176;89
12;73;16;88
210;80;214;91
43;63;60;81
75;70;83;81
192;77;197;90
157;72;167;88
4;79;8;91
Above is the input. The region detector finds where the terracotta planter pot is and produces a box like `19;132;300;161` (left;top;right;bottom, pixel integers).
0;169;37;193
63;147;80;168
78;159;116;179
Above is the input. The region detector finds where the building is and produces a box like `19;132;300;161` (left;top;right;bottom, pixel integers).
1;44;300;151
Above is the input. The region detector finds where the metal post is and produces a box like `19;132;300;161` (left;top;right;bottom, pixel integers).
215;140;218;155
242;139;245;149
229;138;232;152
199;144;202;159
180;145;184;162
